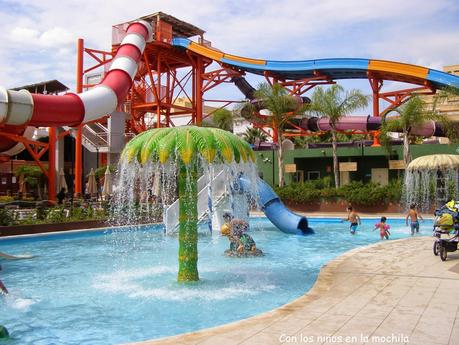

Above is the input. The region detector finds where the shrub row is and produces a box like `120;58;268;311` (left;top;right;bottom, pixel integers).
275;180;402;206
0;204;108;227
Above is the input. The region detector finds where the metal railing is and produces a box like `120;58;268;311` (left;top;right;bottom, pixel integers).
64;123;109;153
164;167;227;234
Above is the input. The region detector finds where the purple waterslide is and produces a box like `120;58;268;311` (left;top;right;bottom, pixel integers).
289;116;453;138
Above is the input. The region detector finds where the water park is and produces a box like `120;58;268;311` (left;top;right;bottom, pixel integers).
1;8;459;345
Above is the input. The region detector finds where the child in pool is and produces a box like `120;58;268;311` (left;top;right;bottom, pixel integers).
0;265;8;295
344;206;361;235
230;219;258;253
221;212;239;251
405;203;424;235
221;213;262;256
374;216;391;240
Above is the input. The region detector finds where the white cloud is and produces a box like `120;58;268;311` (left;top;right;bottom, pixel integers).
39;27;74;47
10;27;39;42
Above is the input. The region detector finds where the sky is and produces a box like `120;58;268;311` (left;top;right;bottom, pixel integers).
0;0;458;113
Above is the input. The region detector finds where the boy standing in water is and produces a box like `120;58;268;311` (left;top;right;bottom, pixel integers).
345;206;361;235
405;203;424;235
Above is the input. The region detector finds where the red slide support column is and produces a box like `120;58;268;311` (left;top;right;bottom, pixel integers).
369;78;383;147
195;56;204;126
74;38;84;197
48;127;56;201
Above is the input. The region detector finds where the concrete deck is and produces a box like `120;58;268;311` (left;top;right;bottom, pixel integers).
129;237;459;345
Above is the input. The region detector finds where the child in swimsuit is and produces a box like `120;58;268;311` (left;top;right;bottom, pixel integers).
374;216;391;240
221;212;238;251
345;206;361;235
405;203;424;235
221;216;263;256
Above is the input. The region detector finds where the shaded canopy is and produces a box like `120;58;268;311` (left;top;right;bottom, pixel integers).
407;154;459;171
57;168;68;193
121;126;255;165
102;166;112;198
87;168;98;195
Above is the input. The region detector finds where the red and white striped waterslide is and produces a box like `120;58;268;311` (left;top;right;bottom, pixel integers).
0;20;152;128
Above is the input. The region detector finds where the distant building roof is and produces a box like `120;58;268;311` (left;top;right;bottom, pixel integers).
122;12;205;38
12;80;69;94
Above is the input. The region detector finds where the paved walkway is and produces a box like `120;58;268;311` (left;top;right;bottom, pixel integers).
129;237;459;345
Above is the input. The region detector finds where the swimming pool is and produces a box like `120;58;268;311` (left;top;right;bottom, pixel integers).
0;217;431;345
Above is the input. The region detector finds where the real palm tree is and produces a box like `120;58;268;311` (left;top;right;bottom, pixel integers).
14;165;45;199
211;108;233;131
380;95;456;166
240;82;303;187
308;85;369;187
242;127;268;145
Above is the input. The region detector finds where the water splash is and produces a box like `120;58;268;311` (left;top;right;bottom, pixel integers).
403;168;459;212
109;156;260;230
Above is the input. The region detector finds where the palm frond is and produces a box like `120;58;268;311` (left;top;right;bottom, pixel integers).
308;85;368;126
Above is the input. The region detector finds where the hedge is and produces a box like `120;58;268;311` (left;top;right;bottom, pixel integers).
275;179;402;206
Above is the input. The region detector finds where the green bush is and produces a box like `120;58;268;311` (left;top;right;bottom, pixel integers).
69;207;87;221
0;196;14;203
386;180;403;203
339;182;387;206
46;207;66;223
36;204;47;221
276;178;402;206
320;187;339;199
276;182;321;203
0;209;13;226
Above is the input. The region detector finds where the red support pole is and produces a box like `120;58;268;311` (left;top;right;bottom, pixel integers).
370;78;382;147
74;38;84;197
195;56;204;126
48;127;56;201
156;55;161;128
191;65;196;124
76;38;84;94
165;70;171;127
371;79;381;117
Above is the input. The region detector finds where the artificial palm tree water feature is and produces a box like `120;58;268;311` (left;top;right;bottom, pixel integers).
117;126;256;282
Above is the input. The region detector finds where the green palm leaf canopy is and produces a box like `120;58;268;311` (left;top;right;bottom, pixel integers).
119;126;255;283
121;126;255;166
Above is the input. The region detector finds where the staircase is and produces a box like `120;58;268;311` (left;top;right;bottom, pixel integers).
64;122;109;153
164;167;228;234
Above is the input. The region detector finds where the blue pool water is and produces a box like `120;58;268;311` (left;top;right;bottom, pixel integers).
0;217;431;345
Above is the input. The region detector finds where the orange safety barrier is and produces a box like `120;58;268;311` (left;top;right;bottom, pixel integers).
368;60;428;80
223;53;266;65
189;42;224;61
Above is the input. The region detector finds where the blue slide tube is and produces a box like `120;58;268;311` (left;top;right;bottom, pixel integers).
239;177;314;235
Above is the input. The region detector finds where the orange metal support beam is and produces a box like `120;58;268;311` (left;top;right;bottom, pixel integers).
379;85;435;116
195;55;204;126
74;38;84;197
369;77;383;146
156;54;162;128
48;127;56;201
0;132;50;178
